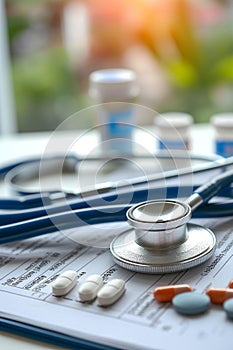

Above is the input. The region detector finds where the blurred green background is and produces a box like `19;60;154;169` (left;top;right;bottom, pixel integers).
6;0;233;132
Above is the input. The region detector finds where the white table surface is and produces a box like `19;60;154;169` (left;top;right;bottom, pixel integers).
0;124;215;349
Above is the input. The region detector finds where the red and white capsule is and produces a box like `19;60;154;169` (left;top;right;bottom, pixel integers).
153;284;192;302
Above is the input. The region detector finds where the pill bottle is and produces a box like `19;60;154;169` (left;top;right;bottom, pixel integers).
154;112;193;151
89;69;139;154
211;113;233;157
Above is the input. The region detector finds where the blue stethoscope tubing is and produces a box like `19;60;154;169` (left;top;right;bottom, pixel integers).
0;151;226;198
0;152;229;206
0;155;233;246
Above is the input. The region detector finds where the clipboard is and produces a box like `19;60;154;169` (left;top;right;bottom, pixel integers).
0;317;119;350
0;218;233;350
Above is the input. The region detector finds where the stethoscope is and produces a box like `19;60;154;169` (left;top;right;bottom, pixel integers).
1;152;233;274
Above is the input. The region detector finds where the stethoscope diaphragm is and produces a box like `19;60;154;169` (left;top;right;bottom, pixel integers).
110;223;216;273
110;200;216;273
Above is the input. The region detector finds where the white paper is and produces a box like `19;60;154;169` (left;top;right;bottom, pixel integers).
0;217;233;350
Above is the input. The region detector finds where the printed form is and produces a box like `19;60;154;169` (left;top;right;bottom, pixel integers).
0;217;232;350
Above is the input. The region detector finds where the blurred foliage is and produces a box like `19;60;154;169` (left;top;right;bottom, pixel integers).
6;0;233;131
7;0;89;132
161;26;233;122
83;0;233;123
135;0;233;122
12;47;89;131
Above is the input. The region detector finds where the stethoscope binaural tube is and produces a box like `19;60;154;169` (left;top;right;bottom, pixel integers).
1;152;226;198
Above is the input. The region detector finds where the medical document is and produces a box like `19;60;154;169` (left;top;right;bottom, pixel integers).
0;217;232;350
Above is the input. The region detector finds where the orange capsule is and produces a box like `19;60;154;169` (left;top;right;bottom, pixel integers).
205;288;233;304
228;280;233;288
153;284;192;302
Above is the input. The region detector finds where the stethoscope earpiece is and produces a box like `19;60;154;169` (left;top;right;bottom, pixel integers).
110;200;216;273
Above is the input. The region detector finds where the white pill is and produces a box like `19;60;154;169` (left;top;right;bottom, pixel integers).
52;270;78;296
78;274;103;302
97;279;125;306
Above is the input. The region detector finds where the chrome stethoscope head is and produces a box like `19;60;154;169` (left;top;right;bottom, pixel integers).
110;200;216;273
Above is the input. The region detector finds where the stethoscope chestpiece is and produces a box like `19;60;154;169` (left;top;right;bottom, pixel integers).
110;200;216;274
